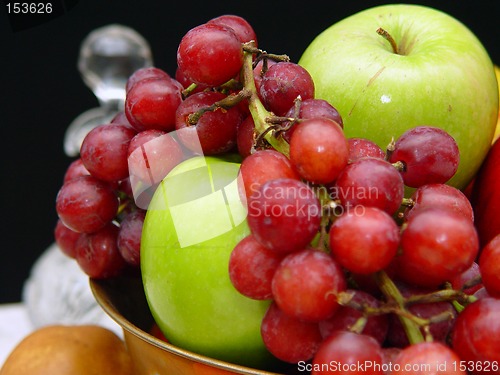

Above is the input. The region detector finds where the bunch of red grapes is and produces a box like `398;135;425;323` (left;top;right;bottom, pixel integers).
54;14;500;374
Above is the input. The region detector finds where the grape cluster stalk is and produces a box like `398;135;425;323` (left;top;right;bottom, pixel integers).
54;14;500;373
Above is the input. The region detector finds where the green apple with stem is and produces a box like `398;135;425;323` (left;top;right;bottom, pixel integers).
299;4;499;190
141;155;276;368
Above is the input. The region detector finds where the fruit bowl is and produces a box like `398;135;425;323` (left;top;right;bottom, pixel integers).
89;275;287;375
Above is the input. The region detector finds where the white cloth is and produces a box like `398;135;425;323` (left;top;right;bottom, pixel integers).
0;303;33;365
1;243;122;367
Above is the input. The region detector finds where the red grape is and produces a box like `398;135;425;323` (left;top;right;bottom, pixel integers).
56;175;119;233
125;76;184;132
397;207;479;288
318;289;389;345
236;115;256;158
334;157;405;215
289;118;349;184
312;331;384;375
389;126;460;187
75;223;127;278
282;98;343;143
63;158;90;183
207;15;257;45
54;219;81;258
329;206;400;275
347;138;386;163
175;91;244;155
452;298;500;372
177;23;243;86
449;262;482;295
272;249;346;322
247;178;321;254
239;149;299;201
253;59;278;94
174;65;209;93
478;234;500;297
228;234;283;300
404;183;474;222
259;62;314;116
125;67;170;93
127;129;184;185
261;302;323;363
80;123;137;182
392;341;466;375
117;209;146;266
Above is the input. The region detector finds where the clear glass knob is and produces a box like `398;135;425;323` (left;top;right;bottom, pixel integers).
64;24;153;157
78;24;153;108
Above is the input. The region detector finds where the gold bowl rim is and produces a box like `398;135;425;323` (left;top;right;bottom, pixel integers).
89;276;283;375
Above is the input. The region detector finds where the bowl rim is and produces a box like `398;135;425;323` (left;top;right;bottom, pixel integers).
89;277;283;375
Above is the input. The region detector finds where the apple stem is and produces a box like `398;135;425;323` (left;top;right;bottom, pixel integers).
377;27;399;54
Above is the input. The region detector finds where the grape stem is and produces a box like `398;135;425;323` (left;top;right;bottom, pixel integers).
241;41;291;157
374;271;425;344
187;89;251;125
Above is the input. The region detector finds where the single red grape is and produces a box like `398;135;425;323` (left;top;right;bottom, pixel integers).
177;23;243;86
54;219;81;258
282;98;343;143
478;234;500;297
75;223;127;278
290;118;349;184
312;331;384;375
80;123;137;182
127;129;184;185
63;158;90;183
347;138;386;163
247;178;321;254
56;175;119;233
236;115;256;159
392;341;466;375
405;183;474;222
125;67;170;93
389;126;460;188
259;62;314;116
329;206;400;275
261;302;323;363
239;149;299;201
272;249;346;322
397;207;479;288
207;15;257;45
175;91;244;155
125;77;183;132
117;209;146;266
334;157;405;215
228;234;283;300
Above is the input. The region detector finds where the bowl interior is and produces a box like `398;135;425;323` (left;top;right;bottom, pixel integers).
89;275;293;375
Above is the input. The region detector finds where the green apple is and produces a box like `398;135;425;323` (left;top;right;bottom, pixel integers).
299;4;499;190
140;155;274;368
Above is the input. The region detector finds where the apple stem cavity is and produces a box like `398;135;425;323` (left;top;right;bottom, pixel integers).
377;27;399;55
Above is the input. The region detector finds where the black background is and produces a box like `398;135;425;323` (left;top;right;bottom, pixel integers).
1;0;499;303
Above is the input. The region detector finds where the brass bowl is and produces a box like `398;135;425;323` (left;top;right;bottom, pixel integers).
90;275;293;375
